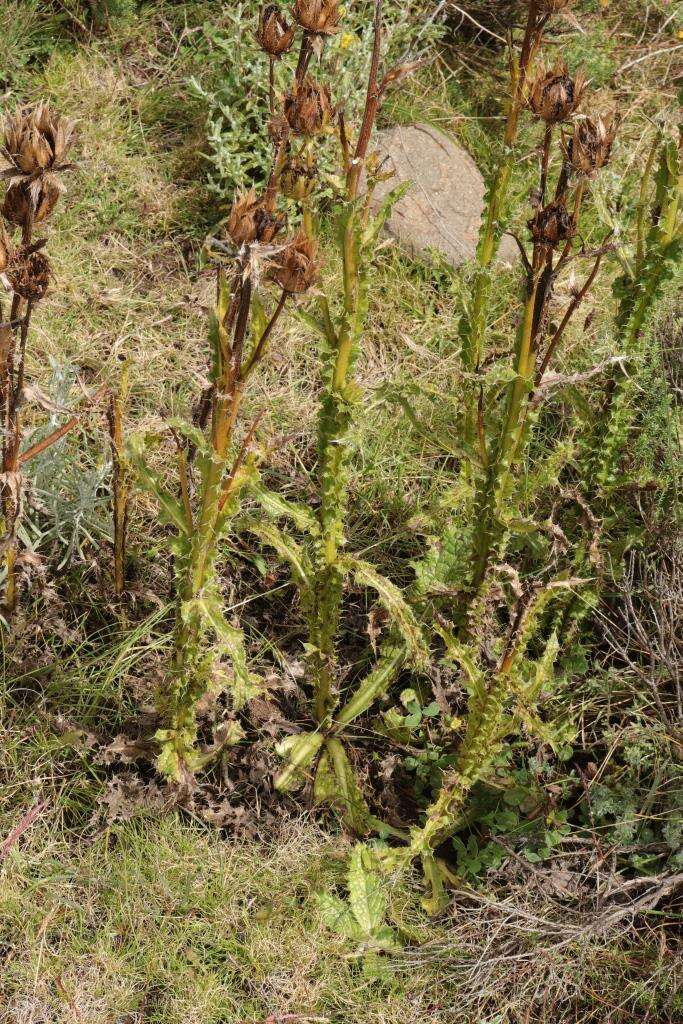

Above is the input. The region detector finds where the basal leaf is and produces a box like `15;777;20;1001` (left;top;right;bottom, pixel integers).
315;892;364;941
314;739;372;835
347;844;387;936
274;731;325;792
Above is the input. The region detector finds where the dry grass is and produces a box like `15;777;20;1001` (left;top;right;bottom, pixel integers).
0;815;441;1024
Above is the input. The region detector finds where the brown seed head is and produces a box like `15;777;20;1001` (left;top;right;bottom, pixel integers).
270;231;320;293
227;189;285;247
293;0;341;35
7;246;52;302
529;200;575;248
283;76;333;136
3;104;75;178
279;154;317;200
256;4;296;56
1;176;63;229
570;114;619;176
268;112;291;146
529;62;586;124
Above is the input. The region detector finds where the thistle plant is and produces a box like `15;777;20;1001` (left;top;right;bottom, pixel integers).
406;128;680;907
221;0;428;828
464;24;617;608
130;56;325;777
554;130;683;641
0;105;75;614
330;0;630;905
129;0;421;793
408;578;580;911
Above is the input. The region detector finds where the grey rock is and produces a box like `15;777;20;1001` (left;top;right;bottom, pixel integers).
369;122;518;268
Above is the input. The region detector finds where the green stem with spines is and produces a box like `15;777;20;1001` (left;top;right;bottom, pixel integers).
460;1;544;446
310;201;364;724
468;257;542;599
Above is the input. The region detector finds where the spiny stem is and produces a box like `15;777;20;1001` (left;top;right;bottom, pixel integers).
460;0;545;448
347;0;383;198
309;3;385;725
539;124;553;206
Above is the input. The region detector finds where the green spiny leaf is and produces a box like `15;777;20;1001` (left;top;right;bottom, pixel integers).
196;592;259;709
128;434;190;535
362;181;411;248
344;557;429;669
251;481;319;535
347;844;387;935
315;738;372;834
315;892;364;940
238;517;313;592
336;644;406;726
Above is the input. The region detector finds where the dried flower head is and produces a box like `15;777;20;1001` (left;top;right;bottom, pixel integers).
1;105;75;229
569;114;619;175
283;76;333;136
529;62;586;124
1;177;62;229
256;4;296;56
6;246;52;302
529;200;575;247
280;154;317;200
227;190;285;247
293;0;341;35
270;231;320;293
2;104;75;179
268;112;291;146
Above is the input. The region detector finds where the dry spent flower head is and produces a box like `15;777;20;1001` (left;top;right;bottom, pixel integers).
256;4;296;56
6;245;52;302
570;114;619;175
1;177;62;229
283;75;333;136
279;153;317;200
1;105;75;231
268;112;291;145
227;189;285;246
529;61;586;124
529;200;575;247
2;104;75;179
293;0;341;35
270;231;320;293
